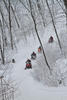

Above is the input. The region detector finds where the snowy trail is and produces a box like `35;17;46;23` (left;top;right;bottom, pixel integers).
12;38;67;100
9;2;67;100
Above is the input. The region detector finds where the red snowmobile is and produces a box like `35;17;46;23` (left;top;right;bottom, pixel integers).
25;59;32;70
38;46;42;53
31;52;36;60
48;36;54;43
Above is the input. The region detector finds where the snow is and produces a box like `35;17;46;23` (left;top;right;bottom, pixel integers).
12;4;67;97
11;35;67;100
0;0;67;100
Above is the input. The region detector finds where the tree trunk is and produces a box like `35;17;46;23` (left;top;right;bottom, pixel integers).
0;20;5;64
3;0;20;28
8;0;13;50
0;6;8;28
63;0;67;25
0;44;5;65
36;0;45;27
0;76;4;100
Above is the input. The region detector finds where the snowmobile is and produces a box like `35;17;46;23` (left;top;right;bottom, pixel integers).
31;52;36;60
12;59;15;63
59;80;62;84
25;59;32;70
48;36;54;43
38;46;42;53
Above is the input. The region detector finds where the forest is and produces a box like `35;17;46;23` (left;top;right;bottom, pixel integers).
0;0;67;100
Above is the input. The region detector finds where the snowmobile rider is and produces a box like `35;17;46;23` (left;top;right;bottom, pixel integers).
38;46;42;52
26;59;31;64
25;59;32;70
48;36;54;43
31;52;36;59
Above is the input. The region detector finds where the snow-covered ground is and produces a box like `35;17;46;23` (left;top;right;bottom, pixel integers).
0;0;67;100
11;3;67;98
11;34;67;100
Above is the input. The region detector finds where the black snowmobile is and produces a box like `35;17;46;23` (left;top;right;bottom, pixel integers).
31;52;36;60
25;59;32;70
48;36;54;43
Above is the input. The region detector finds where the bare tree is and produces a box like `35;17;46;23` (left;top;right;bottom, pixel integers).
11;5;20;28
0;76;14;100
8;0;13;50
3;0;20;28
0;20;5;64
63;0;67;9
18;0;30;12
46;0;62;51
36;0;45;27
0;76;4;100
56;0;66;14
0;6;8;28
